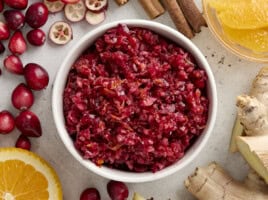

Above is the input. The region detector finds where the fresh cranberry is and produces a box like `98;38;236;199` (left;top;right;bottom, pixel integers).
0;110;15;134
15;134;31;150
15;110;42;137
12;83;34;110
3;10;25;30
26;29;46;46
3;54;24;75
8;30;27;55
3;0;28;10
107;181;129;200
24;63;49;90
0;22;10;40
80;188;100;200
25;2;48;28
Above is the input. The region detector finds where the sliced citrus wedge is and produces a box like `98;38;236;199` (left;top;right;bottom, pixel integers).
208;0;246;12
0;147;62;200
209;0;268;29
222;25;268;53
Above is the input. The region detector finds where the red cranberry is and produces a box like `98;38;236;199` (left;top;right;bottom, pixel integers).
4;0;28;10
12;83;34;110
24;63;49;90
15;110;42;137
107;181;129;200
15;134;31;150
3;54;24;75
0;110;15;134
26;29;46;46
4;10;25;30
0;21;10;40
25;2;48;28
8;30;27;55
80;188;100;200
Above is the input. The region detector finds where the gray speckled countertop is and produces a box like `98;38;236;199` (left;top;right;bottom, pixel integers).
0;0;262;199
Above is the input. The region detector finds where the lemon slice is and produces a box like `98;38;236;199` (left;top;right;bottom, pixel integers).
0;147;62;200
222;25;268;53
209;0;268;29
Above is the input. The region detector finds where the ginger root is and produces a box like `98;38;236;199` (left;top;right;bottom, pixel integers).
230;116;244;152
185;162;268;200
230;67;268;182
132;192;146;200
236;135;268;184
186;67;268;199
230;66;268;151
237;95;268;136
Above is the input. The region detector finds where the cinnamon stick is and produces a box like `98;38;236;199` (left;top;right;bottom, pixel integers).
162;0;194;38
139;0;165;19
177;0;207;33
114;0;129;6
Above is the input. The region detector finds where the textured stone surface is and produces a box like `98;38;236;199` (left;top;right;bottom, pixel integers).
0;0;261;199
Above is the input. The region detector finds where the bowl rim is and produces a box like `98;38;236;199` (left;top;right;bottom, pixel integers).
52;19;217;183
202;0;268;63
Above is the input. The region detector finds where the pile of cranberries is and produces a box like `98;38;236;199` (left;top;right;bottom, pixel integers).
0;0;50;150
0;0;49;54
80;180;129;200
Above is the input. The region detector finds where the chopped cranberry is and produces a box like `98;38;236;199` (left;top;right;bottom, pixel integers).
63;24;209;172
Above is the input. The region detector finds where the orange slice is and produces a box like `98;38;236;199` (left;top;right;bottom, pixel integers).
222;25;268;53
208;0;246;12
0;147;62;200
209;0;268;29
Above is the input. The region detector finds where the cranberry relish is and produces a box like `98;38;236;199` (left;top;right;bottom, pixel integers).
63;24;209;172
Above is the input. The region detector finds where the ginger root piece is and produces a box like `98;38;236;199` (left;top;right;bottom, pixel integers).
230;66;268;151
133;192;146;200
230;116;244;152
228;66;268;184
185;162;268;200
236;136;268;184
237;95;268;136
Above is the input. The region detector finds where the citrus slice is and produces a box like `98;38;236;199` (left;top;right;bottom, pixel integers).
0;147;62;200
208;0;247;12
209;0;268;29
222;25;268;53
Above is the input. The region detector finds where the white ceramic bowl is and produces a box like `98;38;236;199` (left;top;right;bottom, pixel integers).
52;19;217;183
